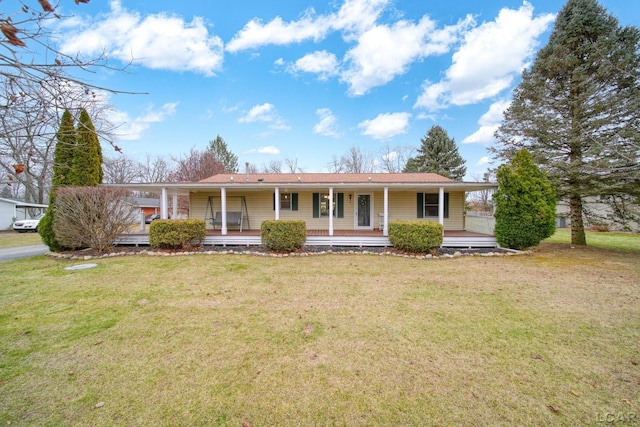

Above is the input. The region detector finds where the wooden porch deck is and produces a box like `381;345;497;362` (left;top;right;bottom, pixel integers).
115;229;497;248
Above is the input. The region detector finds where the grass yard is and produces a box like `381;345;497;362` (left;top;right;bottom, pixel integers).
0;231;43;248
545;228;640;252
1;244;639;426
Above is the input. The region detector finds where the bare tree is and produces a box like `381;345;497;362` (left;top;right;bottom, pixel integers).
1;1;139;109
140;154;172;183
53;186;139;253
103;154;142;184
0;0;142;202
284;156;304;173
169;148;226;182
0;81;116;203
379;143;414;173
262;160;282;174
327;146;376;173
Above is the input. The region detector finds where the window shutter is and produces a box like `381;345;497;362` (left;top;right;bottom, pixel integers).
337;193;344;218
416;193;424;218
292;193;298;211
444;193;449;219
272;193;275;210
312;193;319;218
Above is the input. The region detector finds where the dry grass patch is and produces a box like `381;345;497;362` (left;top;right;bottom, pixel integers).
1;245;639;426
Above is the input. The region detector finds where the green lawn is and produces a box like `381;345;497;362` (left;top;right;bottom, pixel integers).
1;244;639;426
0;231;43;248
545;228;640;252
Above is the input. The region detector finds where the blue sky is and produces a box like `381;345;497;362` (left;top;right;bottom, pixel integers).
54;0;639;179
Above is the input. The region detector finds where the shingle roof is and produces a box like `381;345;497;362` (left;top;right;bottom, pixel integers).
199;172;455;185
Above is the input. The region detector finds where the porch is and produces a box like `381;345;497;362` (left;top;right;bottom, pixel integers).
115;229;498;248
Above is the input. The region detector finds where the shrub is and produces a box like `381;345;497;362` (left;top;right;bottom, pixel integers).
261;220;306;252
38;206;60;252
493;149;556;250
149;219;206;250
388;220;443;253
53;186;138;253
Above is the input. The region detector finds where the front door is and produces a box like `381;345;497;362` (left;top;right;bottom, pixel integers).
355;193;373;230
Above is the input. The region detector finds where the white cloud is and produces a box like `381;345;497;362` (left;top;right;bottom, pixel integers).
110;102;178;141
226;0;388;52
358;112;411;140
476;156;490;166
259;146;280;154
289;51;339;80
342;15;474;95
313;108;340;137
463;99;511;144
245;146;281;155
238;103;290;131
60;0;224;76
415;3;554;110
238;103;277;123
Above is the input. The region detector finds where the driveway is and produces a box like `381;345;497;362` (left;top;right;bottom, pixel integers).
0;245;49;262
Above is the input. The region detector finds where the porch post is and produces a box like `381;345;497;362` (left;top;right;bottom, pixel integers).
274;187;280;220
438;186;445;226
383;187;389;236
160;188;168;219
221;187;227;235
172;194;178;219
329;187;334;236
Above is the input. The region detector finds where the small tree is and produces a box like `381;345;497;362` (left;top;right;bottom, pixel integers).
403;125;467;180
53;186;138;253
493;149;557;249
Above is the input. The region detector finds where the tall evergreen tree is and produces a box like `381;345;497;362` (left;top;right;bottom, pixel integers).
208;135;239;173
71;109;103;185
39;110;77;251
493;0;640;245
493;149;557;250
52;110;77;186
403;125;467;180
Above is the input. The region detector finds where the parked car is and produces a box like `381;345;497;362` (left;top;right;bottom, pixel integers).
13;213;45;233
145;213;161;224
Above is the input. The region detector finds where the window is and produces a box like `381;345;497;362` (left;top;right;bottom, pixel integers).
281;192;291;210
424;194;439;217
273;193;298;211
417;193;449;218
313;192;344;218
319;193;335;217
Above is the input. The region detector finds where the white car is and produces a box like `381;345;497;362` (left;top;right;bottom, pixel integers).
13;213;45;233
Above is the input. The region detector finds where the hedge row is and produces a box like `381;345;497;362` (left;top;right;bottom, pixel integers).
388;220;443;253
149;219;206;250
260;220;306;252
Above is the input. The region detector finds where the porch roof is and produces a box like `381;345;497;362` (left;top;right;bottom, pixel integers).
109;173;497;196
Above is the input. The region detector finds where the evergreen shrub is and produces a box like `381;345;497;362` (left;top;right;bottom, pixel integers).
388;220;443;252
149;219;206;250
261;220;306;252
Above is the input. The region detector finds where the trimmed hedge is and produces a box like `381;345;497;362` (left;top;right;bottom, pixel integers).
261;220;306;252
149;219;206;250
388;220;443;253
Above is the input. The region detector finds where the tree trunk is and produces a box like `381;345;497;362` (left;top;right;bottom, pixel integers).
569;194;587;245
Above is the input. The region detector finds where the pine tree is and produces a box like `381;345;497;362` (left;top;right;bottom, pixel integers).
208;135;239;173
493;0;640;245
39;110;76;251
403;125;467;180
71;109;103;185
493;149;557;249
